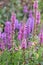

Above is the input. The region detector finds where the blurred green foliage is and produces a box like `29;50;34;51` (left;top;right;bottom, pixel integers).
0;46;43;65
0;0;24;24
0;0;33;24
0;0;43;65
0;0;43;24
39;0;43;19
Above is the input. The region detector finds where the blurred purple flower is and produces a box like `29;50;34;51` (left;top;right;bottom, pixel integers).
11;12;16;23
0;33;5;50
11;12;21;30
33;0;38;9
36;11;40;24
23;5;28;13
26;11;34;34
29;10;33;17
18;22;22;30
1;32;6;46
15;19;19;29
23;24;28;38
4;21;12;34
4;21;12;49
39;29;43;44
18;25;23;41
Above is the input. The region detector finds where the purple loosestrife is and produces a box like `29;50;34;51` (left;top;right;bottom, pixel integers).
11;12;22;30
14;19;19;29
12;13;21;30
23;23;28;39
4;21;12;49
1;32;6;47
33;0;40;35
19;23;27;49
11;12;16;49
26;10;34;35
0;32;5;50
18;22;22;30
11;12;16;23
4;21;12;34
18;24;24;41
39;29;43;45
33;0;38;9
36;11;40;33
11;12;16;31
36;10;40;24
23;5;28;13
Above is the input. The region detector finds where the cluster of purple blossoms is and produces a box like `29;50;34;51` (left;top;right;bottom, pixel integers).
18;23;24;41
0;0;41;50
0;21;13;50
39;29;43;44
33;0;40;25
0;12;22;50
33;0;38;9
23;23;28;38
0;32;5;50
26;10;34;35
11;12;22;30
4;21;12;49
15;10;35;49
36;10;40;24
23;5;28;13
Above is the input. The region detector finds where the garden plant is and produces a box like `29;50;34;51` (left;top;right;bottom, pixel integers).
0;0;43;65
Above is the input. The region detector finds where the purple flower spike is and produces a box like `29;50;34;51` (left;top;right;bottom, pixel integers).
18;25;23;41
39;29;43;44
23;24;28;38
18;22;22;30
14;19;19;29
4;21;12;34
1;32;6;45
26;12;34;34
29;10;33;17
0;39;5;50
36;10;40;24
23;5;28;13
33;0;38;9
11;12;16;22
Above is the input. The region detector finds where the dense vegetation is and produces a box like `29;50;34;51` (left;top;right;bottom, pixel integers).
0;0;43;65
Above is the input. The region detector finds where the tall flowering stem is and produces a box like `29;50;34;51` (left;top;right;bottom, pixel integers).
39;28;43;46
10;12;16;64
4;21;12;49
18;23;23;41
33;0;38;36
36;10;40;34
0;32;5;51
26;10;34;36
11;12;16;50
21;23;27;65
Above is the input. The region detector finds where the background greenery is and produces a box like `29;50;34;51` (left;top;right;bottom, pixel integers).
0;0;43;65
